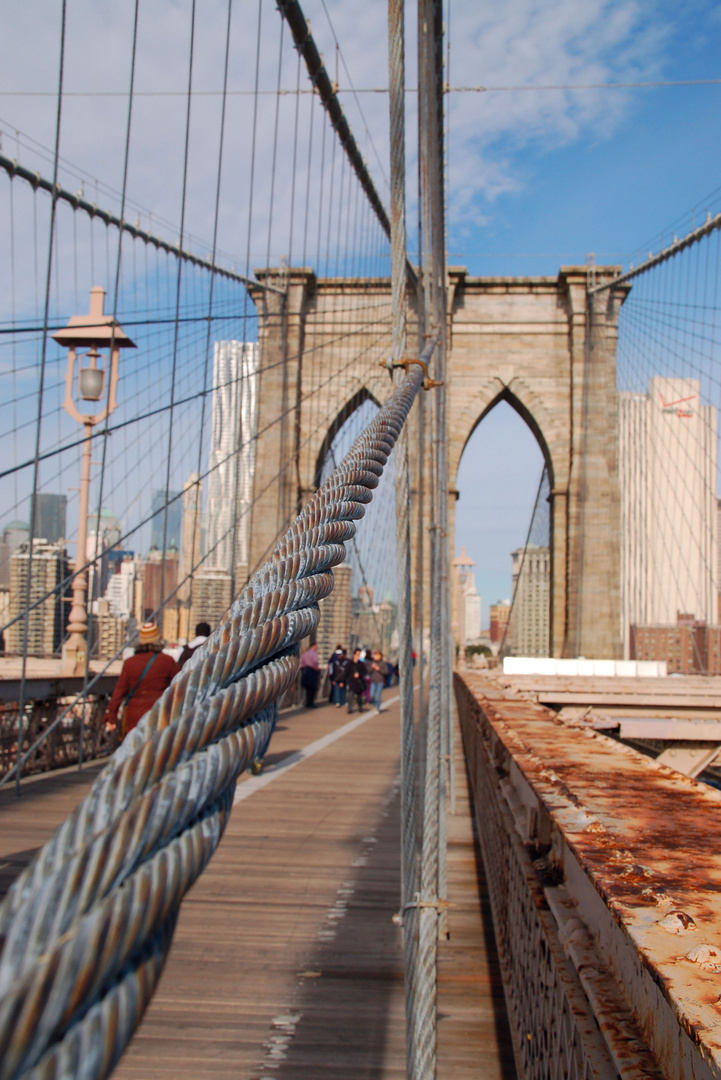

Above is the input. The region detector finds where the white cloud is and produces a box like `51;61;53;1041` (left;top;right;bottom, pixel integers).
0;0;676;290
441;0;671;226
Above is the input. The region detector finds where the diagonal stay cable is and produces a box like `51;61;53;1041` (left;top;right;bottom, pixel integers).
0;356;428;1080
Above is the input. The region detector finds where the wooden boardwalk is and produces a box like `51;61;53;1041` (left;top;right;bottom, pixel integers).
0;691;514;1079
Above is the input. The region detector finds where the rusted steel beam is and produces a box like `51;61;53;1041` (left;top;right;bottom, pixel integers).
456;670;721;1080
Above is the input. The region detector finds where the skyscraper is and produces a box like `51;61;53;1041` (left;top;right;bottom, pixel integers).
179;472;203;604
150;489;181;551
142;546;178;618
7;540;69;655
510;544;550;657
31;494;66;543
620;377;717;654
190;569;233;633
317;563;353;664
206;342;258;577
453;547;482;648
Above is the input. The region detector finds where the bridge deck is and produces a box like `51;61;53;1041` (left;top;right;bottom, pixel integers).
0;692;515;1078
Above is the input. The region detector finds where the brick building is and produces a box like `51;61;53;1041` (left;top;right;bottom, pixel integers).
630;612;721;674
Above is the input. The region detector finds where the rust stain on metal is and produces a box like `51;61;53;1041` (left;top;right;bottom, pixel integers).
457;670;721;1077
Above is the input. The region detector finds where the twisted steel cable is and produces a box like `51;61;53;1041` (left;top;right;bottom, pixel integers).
0;365;425;1080
386;2;426;1077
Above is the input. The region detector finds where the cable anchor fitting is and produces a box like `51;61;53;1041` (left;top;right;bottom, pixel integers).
391;895;450;926
380;357;443;390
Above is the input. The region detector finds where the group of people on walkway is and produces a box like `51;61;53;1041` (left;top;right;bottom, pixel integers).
105;618;397;747
299;642;396;713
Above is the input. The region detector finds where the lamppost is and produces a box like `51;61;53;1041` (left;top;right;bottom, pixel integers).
53;287;135;675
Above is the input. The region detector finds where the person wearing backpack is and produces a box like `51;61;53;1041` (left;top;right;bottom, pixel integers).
104;621;180;740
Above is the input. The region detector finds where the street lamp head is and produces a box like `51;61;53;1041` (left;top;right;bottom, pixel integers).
78;356;105;401
53;287;135;425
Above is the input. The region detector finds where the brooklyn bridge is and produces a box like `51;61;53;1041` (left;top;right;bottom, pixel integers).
1;1;721;1078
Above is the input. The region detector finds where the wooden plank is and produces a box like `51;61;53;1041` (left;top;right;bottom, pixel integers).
437;714;517;1079
0;692;514;1078
0;760;109;899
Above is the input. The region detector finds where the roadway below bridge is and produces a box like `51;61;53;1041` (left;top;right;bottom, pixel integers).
0;688;515;1079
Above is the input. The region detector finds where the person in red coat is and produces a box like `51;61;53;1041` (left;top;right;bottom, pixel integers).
104;621;180;739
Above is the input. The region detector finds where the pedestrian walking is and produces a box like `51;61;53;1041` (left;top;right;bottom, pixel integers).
178;621;211;668
346;648;368;714
360;648;372;704
299;642;320;708
328;645;348;707
104;621;180;740
368;650;390;711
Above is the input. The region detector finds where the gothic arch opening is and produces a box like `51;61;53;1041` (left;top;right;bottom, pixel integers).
454;397;550;658
461;386;555;483
313;387;381;490
316;394;397;657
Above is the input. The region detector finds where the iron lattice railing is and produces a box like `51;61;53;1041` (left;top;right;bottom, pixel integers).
454;675;618;1080
0;695;114;781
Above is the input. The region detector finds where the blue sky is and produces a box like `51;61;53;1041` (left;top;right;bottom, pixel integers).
439;0;721;622
0;0;720;618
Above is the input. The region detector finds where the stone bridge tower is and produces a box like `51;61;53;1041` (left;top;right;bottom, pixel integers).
249;265;628;659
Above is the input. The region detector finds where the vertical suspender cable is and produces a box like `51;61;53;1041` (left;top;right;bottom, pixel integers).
239;0;265;577
428;0;451;942
16;0;67;796
79;0;140;769
387;0;420;1075
417;0;439;1074
208;0;235;597
416;0;450;1070
160;0;197;617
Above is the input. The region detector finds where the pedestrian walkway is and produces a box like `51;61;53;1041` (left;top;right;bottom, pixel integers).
0;692;514;1078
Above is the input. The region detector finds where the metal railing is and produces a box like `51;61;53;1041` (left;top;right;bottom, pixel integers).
455;671;721;1080
0;690;114;781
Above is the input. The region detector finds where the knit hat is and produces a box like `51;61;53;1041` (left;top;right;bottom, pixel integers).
139;621;160;644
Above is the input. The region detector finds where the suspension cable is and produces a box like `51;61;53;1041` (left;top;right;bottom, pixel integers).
0;362;427;1080
0;153;279;293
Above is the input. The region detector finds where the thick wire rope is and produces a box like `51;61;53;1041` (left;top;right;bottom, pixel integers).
318;0;390;195
387;1;423;1073
16;0;68;796
0;153;269;295
415;1;450;1072
0;320;394;790
0;361;427;1080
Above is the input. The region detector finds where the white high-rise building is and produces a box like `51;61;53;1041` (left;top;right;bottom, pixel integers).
620;377;717;654
206;342;258;576
104;558;136;619
453;547;482;647
510;544;549;657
